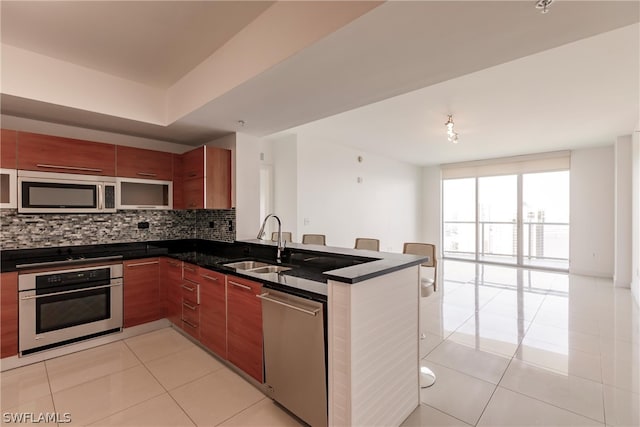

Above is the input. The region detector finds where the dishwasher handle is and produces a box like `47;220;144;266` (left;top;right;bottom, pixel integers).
257;292;321;317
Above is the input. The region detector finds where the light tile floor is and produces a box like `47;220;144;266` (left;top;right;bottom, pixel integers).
406;260;640;427
1;328;303;427
2;260;639;426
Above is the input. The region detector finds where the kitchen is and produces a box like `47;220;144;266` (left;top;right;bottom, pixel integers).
3;0;640;427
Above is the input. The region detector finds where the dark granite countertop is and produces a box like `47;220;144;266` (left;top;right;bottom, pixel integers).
1;239;427;299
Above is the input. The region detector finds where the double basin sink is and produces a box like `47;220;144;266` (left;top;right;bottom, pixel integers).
223;260;292;275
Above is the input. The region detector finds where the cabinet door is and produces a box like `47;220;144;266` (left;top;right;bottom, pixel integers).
116;146;173;181
227;275;263;382
123;258;160;328
1;129;17;169
199;268;227;358
160;258;182;325
182;147;204;180
172;154;184;209
205;147;232;209
17;131;116;176
1;272;18;358
183;177;204;209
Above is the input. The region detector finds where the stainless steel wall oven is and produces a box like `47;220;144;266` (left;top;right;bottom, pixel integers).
18;263;123;355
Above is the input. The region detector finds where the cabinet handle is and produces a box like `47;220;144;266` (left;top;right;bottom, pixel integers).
127;260;159;267
182;319;198;329
228;280;251;291
183;302;197;311
136;172;157;177
256;292;320;316
36;163;103;173
201;274;219;283
184;266;197;273
168;261;181;267
187;172;197;177
181;284;196;292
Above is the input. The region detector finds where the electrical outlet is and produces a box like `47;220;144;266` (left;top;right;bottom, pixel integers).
304;218;310;226
228;220;233;231
209;221;215;228
137;221;149;229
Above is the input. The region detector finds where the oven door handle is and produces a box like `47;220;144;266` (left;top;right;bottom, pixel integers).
20;283;122;300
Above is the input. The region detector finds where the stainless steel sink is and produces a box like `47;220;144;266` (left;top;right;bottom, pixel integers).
248;265;292;274
223;260;271;270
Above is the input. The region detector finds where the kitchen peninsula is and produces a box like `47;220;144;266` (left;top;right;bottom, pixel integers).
1;238;425;426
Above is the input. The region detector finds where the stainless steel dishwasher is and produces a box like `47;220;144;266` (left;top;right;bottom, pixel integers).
258;288;327;427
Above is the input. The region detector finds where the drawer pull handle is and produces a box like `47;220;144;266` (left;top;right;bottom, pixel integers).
228;280;251;291
168;261;181;267
136;172;157;177
184;266;197;272
181;284;196;292
36;163;103;173
201;274;219;282
183;302;197;311
127;261;159;267
183;319;198;329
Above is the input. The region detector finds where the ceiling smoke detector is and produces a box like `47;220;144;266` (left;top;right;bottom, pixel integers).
535;0;553;14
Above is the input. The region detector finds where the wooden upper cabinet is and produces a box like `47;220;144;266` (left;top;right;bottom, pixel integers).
1;129;17;169
172;154;184;209
182;147;205;179
179;146;231;210
116;146;173;181
206;146;232;209
17;131;116;176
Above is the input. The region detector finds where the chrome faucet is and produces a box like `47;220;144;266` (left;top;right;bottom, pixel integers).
257;214;285;263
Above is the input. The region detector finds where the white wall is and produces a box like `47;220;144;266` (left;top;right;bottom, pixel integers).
270;134;298;240
570;146;615;277
296;136;422;252
234;132;262;240
614;135;633;287
632;131;640;306
421;166;442;252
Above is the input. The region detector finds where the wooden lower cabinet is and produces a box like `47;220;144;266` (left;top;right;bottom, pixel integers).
161;258;183;326
199;268;227;358
227;275;263;382
180;262;200;339
123;258;161;328
1;272;18;358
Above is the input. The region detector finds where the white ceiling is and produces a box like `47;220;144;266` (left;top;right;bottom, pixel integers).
1;1;274;88
1;1;639;166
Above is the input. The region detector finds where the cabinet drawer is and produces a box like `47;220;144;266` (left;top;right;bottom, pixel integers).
183;262;199;282
181;279;200;305
182;300;200;323
181;318;200;340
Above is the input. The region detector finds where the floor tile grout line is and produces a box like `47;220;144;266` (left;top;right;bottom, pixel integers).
43;341;142;395
420;402;474;427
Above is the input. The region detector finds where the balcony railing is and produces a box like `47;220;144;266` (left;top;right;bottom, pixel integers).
443;220;569;267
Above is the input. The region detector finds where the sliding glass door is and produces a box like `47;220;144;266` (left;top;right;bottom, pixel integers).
478;175;518;265
443;169;569;271
522;171;569;269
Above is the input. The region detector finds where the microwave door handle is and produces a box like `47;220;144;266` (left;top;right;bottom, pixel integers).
98;184;103;210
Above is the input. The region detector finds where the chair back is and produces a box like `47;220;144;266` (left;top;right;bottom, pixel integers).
271;231;292;243
403;243;436;268
302;234;326;245
354;238;380;251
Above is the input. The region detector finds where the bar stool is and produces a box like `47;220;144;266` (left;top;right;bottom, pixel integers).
302;234;326;245
403;242;438;388
354;238;380;251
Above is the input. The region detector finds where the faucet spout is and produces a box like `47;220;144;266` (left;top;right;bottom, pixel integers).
257;214;284;263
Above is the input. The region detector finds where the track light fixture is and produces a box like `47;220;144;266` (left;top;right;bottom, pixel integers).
445;115;459;144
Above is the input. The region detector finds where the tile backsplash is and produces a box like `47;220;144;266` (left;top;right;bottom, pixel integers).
0;209;235;249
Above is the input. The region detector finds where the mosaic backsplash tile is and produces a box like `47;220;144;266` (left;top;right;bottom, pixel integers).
0;208;235;249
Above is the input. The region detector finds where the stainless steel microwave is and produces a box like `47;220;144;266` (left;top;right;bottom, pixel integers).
18;170;116;213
